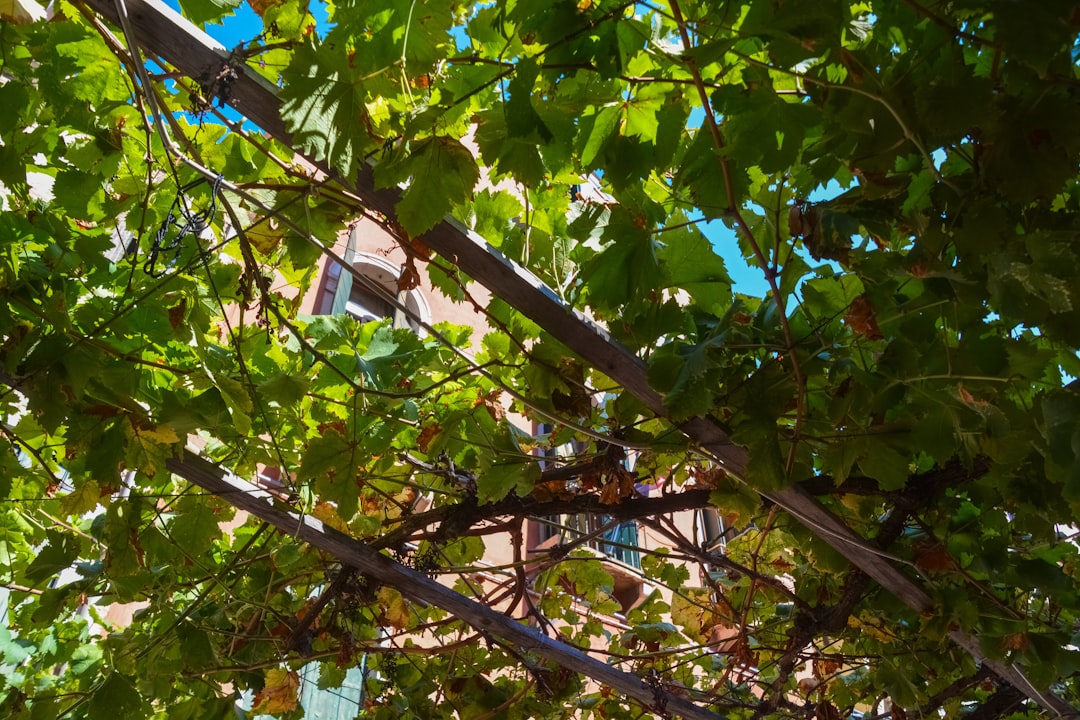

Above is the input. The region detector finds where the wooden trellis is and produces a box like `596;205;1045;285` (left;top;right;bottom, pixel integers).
76;0;1077;715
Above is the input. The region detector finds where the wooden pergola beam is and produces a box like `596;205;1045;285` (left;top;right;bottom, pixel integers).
79;0;1075;715
166;451;726;720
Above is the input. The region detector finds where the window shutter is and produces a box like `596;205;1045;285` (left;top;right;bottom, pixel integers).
329;227;357;316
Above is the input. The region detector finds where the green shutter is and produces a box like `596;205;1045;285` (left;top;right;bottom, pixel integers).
298;662;366;719
329;228;357;316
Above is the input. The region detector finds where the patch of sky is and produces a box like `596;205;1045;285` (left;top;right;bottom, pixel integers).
700;177;845;298
449;19;471;51
157;0;331;133
687;105;704;130
931;147;946;171
163;0;331;46
700;217;771;297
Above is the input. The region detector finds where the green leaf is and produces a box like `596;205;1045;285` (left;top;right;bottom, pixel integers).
647;338;722;421
992;0;1077;75
279;42;373;178
742;425;787;492
657;223;732;313
176;0;241;23
178;622;218;671
169;500;224;557
54;35;131;102
124;422;181;477
89;674;148;720
475;422;541;502
59;479;103;516
300;430;362;518
578;208;659;310
579;105;621;169
505;57;552;141
258;372;309;408
382;136;480;237
212;374;253;435
857;439;911;492
69;643;103;677
0;623;35;665
23;530;80;587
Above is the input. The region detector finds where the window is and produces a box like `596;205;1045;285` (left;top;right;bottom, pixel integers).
563;513;640;568
698;508;744;553
320;251;428;333
345;282;395;325
532;424;642;570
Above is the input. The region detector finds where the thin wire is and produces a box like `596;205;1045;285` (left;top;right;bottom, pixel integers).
144;174;223;277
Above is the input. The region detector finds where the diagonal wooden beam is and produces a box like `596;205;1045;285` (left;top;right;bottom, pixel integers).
166;451;726;720
78;0;1076;714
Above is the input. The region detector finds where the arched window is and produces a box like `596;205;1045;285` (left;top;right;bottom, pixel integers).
320;235;429;333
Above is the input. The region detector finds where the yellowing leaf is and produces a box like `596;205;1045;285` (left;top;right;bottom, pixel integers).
137;425;181;445
246;217;283;256
252;668;300;715
377;586;412;630
125;423;181;476
59;479;103;516
670;587;715;641
311;501;349;532
847;611;897;644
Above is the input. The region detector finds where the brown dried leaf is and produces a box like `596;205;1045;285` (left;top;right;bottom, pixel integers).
598;469;636;505
913;540;957;572
247;0;283;17
707;623;739;653
317;420;346;436
475;390;506;421
397;258;422;292
845;294;884;340
532;480;571;503
168;298;186;331
416;424;440;453
788;204;805;236
769;556;796;573
814;657;842;679
816;702;842;720
1001;632;1030;651
407;236;432;260
598;479;621;505
693;467;726;490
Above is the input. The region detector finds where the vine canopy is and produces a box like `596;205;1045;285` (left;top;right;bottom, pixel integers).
1;0;1079;719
